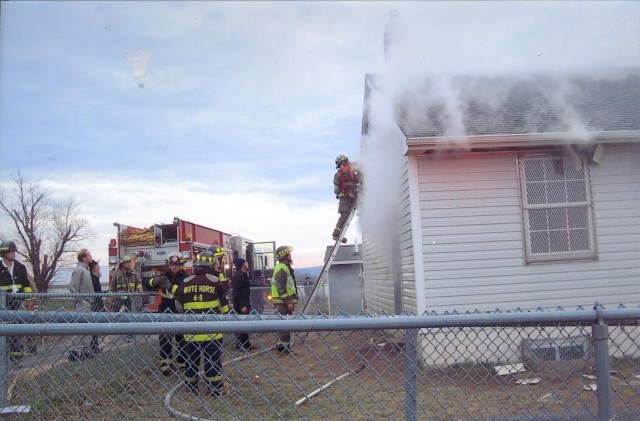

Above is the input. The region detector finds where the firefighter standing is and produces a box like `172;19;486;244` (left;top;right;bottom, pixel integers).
203;245;229;390
271;245;297;354
110;255;143;312
0;240;33;361
175;250;224;396
332;154;360;242
148;252;188;375
206;244;230;315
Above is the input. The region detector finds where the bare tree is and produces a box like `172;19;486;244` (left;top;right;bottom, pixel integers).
0;173;94;292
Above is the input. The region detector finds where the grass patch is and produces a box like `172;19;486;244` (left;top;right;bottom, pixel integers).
7;332;640;420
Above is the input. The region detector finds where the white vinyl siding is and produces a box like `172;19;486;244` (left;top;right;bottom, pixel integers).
398;158;417;314
362;231;395;313
362;155;413;314
415;145;640;313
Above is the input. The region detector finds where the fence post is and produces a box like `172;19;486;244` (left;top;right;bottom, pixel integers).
592;318;613;421
0;292;7;408
404;328;418;421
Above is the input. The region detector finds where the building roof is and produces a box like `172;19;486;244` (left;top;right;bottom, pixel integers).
323;244;363;264
363;68;640;153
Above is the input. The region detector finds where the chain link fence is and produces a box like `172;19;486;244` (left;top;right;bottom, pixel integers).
0;292;638;420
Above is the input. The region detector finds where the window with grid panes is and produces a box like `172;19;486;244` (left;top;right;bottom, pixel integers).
519;155;597;263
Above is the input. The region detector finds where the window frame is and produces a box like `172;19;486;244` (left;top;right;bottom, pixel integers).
517;154;598;264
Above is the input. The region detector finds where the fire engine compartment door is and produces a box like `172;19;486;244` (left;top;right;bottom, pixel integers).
154;225;163;245
251;241;276;270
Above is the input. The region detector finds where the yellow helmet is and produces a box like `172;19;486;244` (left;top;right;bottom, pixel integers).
119;255;132;265
275;245;293;262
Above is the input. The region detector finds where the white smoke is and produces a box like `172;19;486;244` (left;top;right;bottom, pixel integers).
358;80;407;249
358;8;638;260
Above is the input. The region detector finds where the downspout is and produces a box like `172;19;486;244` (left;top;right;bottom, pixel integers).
407;155;427;315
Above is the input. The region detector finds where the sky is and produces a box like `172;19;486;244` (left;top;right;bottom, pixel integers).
1;1;638;275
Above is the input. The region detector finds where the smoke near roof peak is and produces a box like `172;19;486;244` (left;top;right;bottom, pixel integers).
359;3;639;258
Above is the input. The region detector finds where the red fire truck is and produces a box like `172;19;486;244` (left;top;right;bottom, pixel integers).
108;216;275;310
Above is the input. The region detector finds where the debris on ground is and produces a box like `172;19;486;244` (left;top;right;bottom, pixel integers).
538;392;562;403
515;378;541;385
494;363;526;376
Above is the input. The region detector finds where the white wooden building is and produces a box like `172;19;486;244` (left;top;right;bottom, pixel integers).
360;68;640;315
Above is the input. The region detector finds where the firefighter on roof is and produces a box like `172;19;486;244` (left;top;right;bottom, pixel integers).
148;252;188;375
271;245;297;354
0;240;33;361
175;250;224;396
332;154;360;242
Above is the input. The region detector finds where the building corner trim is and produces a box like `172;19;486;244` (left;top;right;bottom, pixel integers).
408;155;427;315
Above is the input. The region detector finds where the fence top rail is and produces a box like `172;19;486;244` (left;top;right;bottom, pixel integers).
0;307;638;336
3;292;159;298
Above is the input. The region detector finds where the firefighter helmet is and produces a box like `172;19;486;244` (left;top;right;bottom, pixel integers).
166;252;184;265
195;250;215;267
0;240;17;256
335;154;349;169
119;255;132;265
275;245;293;262
207;244;225;259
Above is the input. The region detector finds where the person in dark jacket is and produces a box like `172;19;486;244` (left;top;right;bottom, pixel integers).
0;240;33;361
89;260;104;310
231;257;252;350
148;252;189;375
250;270;266;314
89;259;104;354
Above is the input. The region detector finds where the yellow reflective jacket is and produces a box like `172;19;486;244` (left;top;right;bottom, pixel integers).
271;262;297;304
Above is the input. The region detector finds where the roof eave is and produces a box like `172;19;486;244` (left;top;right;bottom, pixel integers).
405;130;640;155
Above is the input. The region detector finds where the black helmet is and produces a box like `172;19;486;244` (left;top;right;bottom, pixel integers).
0;240;17;255
195;250;215;267
207;244;225;259
335;154;349;169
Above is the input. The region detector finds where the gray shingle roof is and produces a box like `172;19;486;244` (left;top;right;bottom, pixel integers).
365;68;639;139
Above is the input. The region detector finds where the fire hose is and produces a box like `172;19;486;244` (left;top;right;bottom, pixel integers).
163;347;273;420
294;365;366;407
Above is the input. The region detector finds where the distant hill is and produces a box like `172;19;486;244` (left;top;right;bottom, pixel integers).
295;266;322;280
